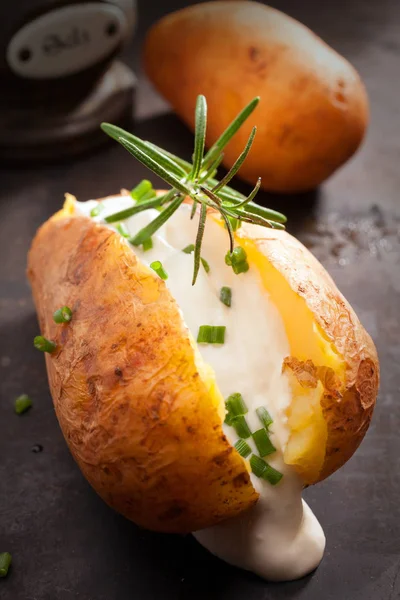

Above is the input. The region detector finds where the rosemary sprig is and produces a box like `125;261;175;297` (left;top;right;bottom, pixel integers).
101;95;287;285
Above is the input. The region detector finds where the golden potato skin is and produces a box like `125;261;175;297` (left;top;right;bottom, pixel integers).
237;221;379;481
144;1;369;192
28;213;258;534
28;196;379;532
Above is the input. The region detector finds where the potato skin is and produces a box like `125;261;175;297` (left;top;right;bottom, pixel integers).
28;196;379;531
237;221;379;481
144;1;369;192
27;212;258;533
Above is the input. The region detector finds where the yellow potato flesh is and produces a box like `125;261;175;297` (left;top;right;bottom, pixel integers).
243;239;346;484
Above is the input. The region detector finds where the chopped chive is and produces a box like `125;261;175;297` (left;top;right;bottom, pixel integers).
0;552;12;578
197;325;226;345
90;203;104;218
15;394;32;415
252;429;276;457
250;455;283;485
262;462;283;485
250;454;266;477
34;336;56;354
53;306;72;324
225;246;249;274
137;189;157;204
150;260;168;280
256;406;273;430
142;237;153;252
220;286;232;307
225;246;247;265
224;412;235;426
232;261;249;274
232;415;251;439
234;439;252;458
201;257;210;273
116;223;129;238
226;393;247;417
131;179;153;201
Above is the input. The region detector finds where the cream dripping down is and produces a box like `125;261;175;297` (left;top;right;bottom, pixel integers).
76;195;326;582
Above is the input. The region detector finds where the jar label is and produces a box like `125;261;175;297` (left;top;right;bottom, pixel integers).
7;2;135;79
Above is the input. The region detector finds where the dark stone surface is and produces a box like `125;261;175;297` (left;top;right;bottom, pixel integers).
1;1;399;599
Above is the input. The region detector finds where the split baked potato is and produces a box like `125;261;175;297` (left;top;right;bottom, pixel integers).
28;193;378;534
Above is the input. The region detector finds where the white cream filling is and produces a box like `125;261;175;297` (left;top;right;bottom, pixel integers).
76;195;326;581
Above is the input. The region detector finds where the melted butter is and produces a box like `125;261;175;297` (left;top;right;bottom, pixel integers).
76;196;326;581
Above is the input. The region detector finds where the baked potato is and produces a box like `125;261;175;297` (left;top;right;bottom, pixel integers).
144;1;369;192
27;96;378;581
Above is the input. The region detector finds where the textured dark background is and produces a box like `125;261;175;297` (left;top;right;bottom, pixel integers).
1;0;399;599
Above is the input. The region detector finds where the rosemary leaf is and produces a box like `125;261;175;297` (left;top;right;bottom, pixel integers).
101;124;188;179
191;95;208;181
117;137;190;195
193;202;207;285
105;196;163;223
146;142;192;173
212;127;256;193
202;97;260;168
129;194;184;245
245;201;287;224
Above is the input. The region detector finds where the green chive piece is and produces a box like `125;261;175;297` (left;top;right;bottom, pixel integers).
232;261;250;275
226;246;247;265
224;412;234;426
182;244;195;254
0;552;12;578
262;462;284;485
53;306;72;324
250;454;267;477
232;415;252;439
225;246;249;275
201;257;210;273
90;203;104;218
131;179;153;201
250;455;283;485
142;237;153;252
234;439;252;458
34;336;56;354
220;286;232;307
138;189;157;203
252;428;276;457
116;223;129;238
256;406;273;430
150;261;168;280
226;393;247;417
197;325;226;345
15;394;32;415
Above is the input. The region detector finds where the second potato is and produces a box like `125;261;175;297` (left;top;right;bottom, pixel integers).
144;1;369;193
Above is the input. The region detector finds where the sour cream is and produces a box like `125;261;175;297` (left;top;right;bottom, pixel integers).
76;195;326;581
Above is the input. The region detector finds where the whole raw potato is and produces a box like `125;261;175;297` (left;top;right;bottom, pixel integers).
144;1;369;192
